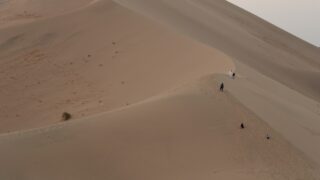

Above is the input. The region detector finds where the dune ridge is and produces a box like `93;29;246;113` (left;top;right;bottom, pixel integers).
114;0;320;102
0;0;232;133
0;0;320;179
114;0;320;167
1;75;319;179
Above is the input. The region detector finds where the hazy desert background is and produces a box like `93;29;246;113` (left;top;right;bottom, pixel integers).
0;0;320;179
227;0;320;46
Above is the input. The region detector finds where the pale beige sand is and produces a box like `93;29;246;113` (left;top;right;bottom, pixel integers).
0;0;94;28
115;0;320;102
0;0;320;179
0;0;232;133
225;62;320;165
115;0;320;169
0;76;319;179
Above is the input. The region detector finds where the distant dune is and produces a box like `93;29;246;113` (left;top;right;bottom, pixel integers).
115;0;320;102
115;0;320;167
0;0;319;179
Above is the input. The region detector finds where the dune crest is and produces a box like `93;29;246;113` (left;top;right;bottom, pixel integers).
0;0;232;133
0;0;320;179
114;0;320;167
0;75;319;179
114;0;320;102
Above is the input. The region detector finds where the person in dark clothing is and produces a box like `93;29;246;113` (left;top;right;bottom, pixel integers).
220;82;224;92
232;72;236;79
266;134;271;140
240;123;245;129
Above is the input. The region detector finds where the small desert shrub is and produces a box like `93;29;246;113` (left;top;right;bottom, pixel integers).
62;112;72;121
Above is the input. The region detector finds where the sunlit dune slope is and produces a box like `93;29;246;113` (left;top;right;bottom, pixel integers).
0;75;318;180
115;0;320;102
0;0;94;28
0;0;232;133
0;0;320;179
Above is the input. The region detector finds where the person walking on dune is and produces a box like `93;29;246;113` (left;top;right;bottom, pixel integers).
266;134;271;140
240;123;245;129
229;70;236;79
220;82;224;92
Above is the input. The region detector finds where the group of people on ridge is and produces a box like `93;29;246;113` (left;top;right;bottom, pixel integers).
219;70;270;140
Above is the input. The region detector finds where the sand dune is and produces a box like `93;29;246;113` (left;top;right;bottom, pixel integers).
0;76;319;179
0;0;320;179
0;0;94;28
115;0;320;168
0;0;232;133
115;0;320;101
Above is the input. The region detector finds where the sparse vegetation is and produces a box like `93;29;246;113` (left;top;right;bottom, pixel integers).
62;112;72;121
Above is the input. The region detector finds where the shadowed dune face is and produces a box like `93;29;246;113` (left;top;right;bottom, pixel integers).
0;76;318;180
114;0;320;102
0;0;320;179
0;0;233;133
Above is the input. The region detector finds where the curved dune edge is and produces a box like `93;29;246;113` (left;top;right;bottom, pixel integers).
0;74;319;179
0;0;320;179
114;0;320;102
113;0;320;167
0;0;233;133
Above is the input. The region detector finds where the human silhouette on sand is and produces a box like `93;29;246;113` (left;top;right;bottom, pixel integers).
220;82;224;92
240;123;245;129
232;72;236;79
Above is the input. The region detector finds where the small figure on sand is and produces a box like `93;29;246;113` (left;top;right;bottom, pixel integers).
220;82;224;92
240;123;245;129
229;70;236;79
266;134;271;140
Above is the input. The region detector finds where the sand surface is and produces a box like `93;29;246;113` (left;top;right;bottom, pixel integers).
115;0;320;101
0;0;320;179
0;0;232;133
1;76;319;179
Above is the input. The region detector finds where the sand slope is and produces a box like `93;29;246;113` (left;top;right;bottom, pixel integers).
115;0;320;102
0;0;94;28
114;0;320;168
0;76;319;179
0;0;320;179
0;0;232;133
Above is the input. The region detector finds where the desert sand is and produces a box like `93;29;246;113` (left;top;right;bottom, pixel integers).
0;0;320;179
0;0;232;133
